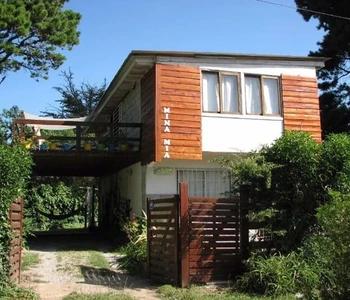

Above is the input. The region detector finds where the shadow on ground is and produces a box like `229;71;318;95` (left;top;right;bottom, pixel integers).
26;230;126;252
78;265;154;291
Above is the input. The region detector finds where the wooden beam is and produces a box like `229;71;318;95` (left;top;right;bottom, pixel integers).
180;182;190;287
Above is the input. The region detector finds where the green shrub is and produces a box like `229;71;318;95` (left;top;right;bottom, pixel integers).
118;213;147;275
0;284;38;299
0;145;32;286
302;191;350;299
320;133;350;193
236;252;320;298
118;242;146;275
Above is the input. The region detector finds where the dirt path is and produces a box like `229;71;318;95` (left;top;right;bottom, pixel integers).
20;234;160;300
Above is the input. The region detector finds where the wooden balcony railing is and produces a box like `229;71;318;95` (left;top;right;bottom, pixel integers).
13;119;142;154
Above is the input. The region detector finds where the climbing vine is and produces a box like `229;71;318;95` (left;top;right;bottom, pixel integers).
0;144;32;286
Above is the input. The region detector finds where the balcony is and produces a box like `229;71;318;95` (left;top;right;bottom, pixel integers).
13;119;142;177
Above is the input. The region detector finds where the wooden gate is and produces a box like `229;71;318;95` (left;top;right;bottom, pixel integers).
147;197;180;285
147;183;246;287
9;197;24;283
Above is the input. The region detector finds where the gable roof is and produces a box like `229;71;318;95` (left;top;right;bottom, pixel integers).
89;50;328;122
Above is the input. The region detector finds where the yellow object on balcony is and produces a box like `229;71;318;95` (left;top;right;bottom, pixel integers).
49;143;57;150
84;142;92;151
22;141;31;149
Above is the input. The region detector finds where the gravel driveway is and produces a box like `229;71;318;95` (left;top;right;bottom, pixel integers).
20;233;160;300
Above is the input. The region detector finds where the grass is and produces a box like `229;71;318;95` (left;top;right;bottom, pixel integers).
87;251;110;268
0;286;38;300
56;250;110;278
62;292;136;300
21;252;40;271
157;285;297;300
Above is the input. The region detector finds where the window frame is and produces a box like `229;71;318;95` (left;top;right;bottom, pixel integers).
244;74;281;116
202;71;242;114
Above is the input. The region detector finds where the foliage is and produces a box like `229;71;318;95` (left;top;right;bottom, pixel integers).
294;0;350;135
118;213;147;275
0;285;38;300
157;285;296;300
218;131;322;252
0;105;23;144
236;252;320;298
301;191;350;299
319;133;350;193
42;69;106;118
63;292;136;300
0;144;32;286
25;177;89;231
0;0;81;82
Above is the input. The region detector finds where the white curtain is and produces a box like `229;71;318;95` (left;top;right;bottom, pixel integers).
202;73;219;112
205;170;231;198
245;77;261;114
263;78;279;114
222;75;239;113
178;169;231;198
178;170;205;197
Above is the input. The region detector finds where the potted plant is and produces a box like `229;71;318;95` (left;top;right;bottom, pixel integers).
97;142;105;151
49;142;57;150
84;141;92;151
118;129;129;152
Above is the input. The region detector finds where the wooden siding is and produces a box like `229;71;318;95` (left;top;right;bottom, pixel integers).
155;64;202;161
281;75;322;142
141;66;156;165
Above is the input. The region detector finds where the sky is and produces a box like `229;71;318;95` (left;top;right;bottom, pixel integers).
0;0;324;115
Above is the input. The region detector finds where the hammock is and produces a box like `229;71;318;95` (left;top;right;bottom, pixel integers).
37;206;84;220
36;187;92;220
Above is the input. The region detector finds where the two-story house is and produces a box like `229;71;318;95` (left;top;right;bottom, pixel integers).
90;50;325;220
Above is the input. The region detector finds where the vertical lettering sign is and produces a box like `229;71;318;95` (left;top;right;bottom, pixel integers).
163;107;170;158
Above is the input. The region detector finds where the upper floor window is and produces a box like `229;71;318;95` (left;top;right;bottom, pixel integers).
202;71;280;116
202;72;240;113
245;75;280;115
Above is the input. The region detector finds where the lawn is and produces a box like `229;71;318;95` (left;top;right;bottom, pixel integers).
63;292;136;300
157;285;296;300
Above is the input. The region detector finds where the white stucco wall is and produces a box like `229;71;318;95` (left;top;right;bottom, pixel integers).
145;155;225;195
202;114;283;152
117;162;143;216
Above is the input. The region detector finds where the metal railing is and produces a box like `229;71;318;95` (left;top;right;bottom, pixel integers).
13;119;142;153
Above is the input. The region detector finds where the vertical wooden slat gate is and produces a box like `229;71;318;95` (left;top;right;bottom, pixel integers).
147;197;179;285
9;197;24;283
147;182;244;287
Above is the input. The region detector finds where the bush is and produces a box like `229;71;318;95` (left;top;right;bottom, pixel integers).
302;191;350;299
320;133;350;193
118;242;147;275
0;145;32;286
118;214;147;275
236;252;320;298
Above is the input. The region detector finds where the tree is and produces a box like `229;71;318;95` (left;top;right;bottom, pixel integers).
42;69;106;118
0;0;81;82
294;0;350;135
0;105;22;144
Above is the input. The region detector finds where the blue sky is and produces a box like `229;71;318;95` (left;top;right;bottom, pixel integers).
0;0;324;115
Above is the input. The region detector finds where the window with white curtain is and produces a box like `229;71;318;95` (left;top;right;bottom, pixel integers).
202;72;240;113
202;71;280;116
245;75;280;115
177;169;231;198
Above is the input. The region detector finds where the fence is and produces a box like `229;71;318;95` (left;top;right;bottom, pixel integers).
9;197;24;283
147;197;180;285
147;182;250;287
